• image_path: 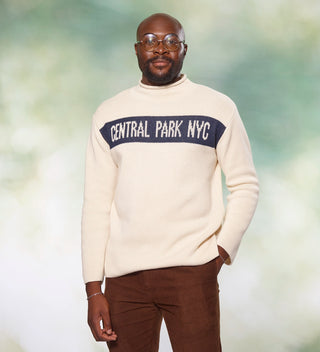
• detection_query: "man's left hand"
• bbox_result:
[216,245,230,274]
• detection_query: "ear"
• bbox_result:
[183,44,188,56]
[134,43,138,56]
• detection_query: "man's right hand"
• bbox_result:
[86,281,117,342]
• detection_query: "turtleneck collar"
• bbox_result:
[138,74,188,91]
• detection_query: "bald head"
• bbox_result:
[136,13,185,41]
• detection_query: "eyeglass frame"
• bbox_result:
[135,33,186,52]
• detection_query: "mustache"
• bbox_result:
[146,56,174,65]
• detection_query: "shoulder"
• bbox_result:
[191,81,236,108]
[187,80,237,125]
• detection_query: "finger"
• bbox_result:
[95,317,112,341]
[101,311,118,341]
[94,313,118,341]
[101,324,118,341]
[101,310,116,336]
[90,316,110,342]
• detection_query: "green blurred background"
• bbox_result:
[1,0,319,351]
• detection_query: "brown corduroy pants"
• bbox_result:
[104,257,222,352]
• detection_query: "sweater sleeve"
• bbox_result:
[216,105,259,263]
[81,114,118,283]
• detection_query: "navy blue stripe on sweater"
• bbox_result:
[100,115,226,149]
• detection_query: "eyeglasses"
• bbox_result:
[136,33,185,52]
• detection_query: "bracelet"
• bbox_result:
[87,292,103,300]
[219,254,226,263]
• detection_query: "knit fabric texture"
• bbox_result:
[81,74,259,283]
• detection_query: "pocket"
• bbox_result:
[209,256,219,276]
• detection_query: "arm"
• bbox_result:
[81,113,118,341]
[216,105,259,263]
[81,116,118,282]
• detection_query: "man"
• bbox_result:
[82,13,259,352]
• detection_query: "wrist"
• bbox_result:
[87,292,103,300]
[85,281,103,297]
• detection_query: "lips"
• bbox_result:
[151,58,171,68]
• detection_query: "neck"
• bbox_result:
[141,73,183,86]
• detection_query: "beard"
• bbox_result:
[142,56,183,85]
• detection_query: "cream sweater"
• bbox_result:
[81,74,259,283]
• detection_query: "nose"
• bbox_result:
[154,40,168,54]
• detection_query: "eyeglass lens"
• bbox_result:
[141,34,181,51]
